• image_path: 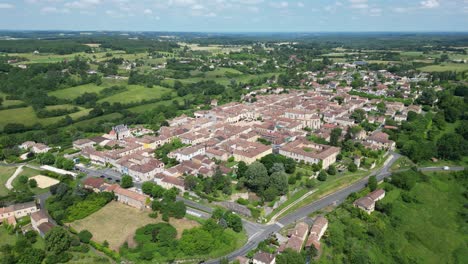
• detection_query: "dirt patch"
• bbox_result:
[70,201,200,251]
[30,175,59,189]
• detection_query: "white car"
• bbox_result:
[443,166,450,171]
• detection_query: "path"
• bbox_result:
[5,165,24,190]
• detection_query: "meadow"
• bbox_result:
[97,84,173,104]
[0,106,91,130]
[418,63,468,72]
[319,172,468,264]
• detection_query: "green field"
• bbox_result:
[49,79,126,100]
[418,63,468,72]
[97,85,173,104]
[0,106,91,130]
[319,172,468,264]
[71,113,123,128]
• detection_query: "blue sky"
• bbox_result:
[0,0,467,32]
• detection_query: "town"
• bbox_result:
[0,23,466,264]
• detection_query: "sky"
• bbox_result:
[0,0,467,32]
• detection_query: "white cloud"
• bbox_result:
[369,8,382,16]
[420,0,440,8]
[191,4,204,10]
[41,6,69,13]
[247,6,259,12]
[205,12,217,17]
[143,8,152,14]
[297,2,304,8]
[168,0,196,7]
[349,0,368,9]
[65,0,101,9]
[270,1,288,8]
[0,3,14,8]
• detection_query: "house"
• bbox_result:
[19,141,51,153]
[154,175,185,191]
[0,202,39,222]
[228,139,272,164]
[30,210,54,237]
[354,189,386,214]
[279,222,309,253]
[169,145,205,162]
[73,138,95,149]
[109,124,131,140]
[235,256,250,264]
[366,132,395,150]
[305,216,328,251]
[253,251,276,264]
[114,186,148,210]
[83,177,106,192]
[279,138,340,169]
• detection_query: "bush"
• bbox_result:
[348,163,358,172]
[318,170,328,181]
[29,179,38,188]
[78,230,93,244]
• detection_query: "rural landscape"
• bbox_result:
[0,1,467,264]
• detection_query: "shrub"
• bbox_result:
[29,179,38,188]
[78,230,93,244]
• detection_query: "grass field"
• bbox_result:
[48,79,126,100]
[319,172,468,263]
[418,63,468,72]
[97,85,173,104]
[0,166,16,196]
[70,202,199,251]
[71,113,123,128]
[0,106,91,130]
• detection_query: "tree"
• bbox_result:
[327,165,337,175]
[179,228,214,255]
[78,230,93,244]
[263,186,279,201]
[224,211,243,232]
[245,161,269,192]
[368,176,377,191]
[237,161,248,178]
[269,163,285,174]
[141,181,154,195]
[269,171,289,195]
[18,175,29,185]
[172,201,186,219]
[37,152,55,165]
[330,128,342,146]
[318,170,328,181]
[351,109,366,123]
[45,227,71,255]
[120,175,133,188]
[17,248,45,264]
[29,179,38,188]
[348,162,358,172]
[436,133,466,160]
[276,249,306,264]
